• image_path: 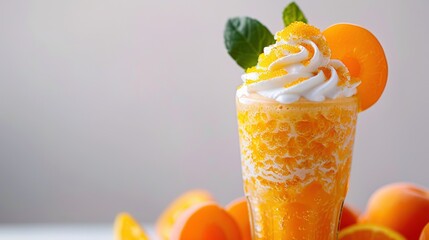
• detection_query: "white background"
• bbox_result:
[0,0,428,223]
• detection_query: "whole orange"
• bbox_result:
[360,183,429,240]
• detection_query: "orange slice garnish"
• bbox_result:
[323,23,388,111]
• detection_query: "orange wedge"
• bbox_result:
[156,190,214,240]
[114,213,149,240]
[339,224,405,240]
[226,197,252,240]
[171,202,241,240]
[323,23,388,111]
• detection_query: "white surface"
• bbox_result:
[0,225,157,240]
[0,0,428,223]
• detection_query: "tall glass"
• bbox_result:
[236,96,359,239]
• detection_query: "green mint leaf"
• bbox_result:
[224,17,275,69]
[283,2,308,27]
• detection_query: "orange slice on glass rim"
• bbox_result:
[323,23,388,111]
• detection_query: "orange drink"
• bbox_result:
[225,8,387,239]
[237,96,359,239]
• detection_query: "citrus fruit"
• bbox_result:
[339,224,405,240]
[156,189,214,240]
[114,213,149,240]
[226,197,251,240]
[420,222,429,240]
[170,202,241,240]
[359,183,429,240]
[323,23,388,111]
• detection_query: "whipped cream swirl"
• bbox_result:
[237,39,360,104]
